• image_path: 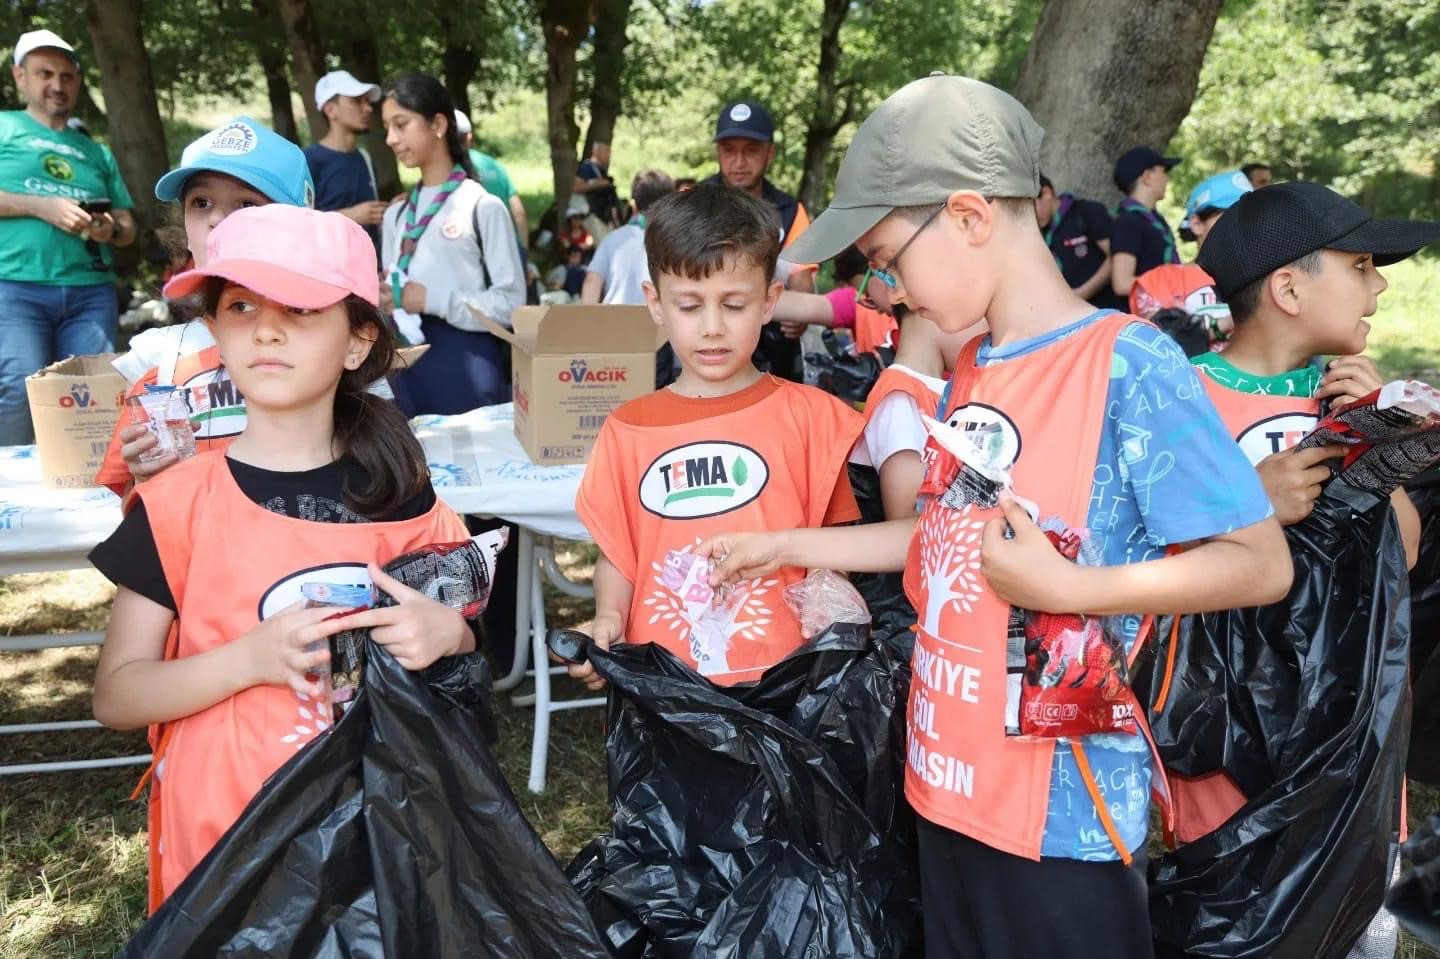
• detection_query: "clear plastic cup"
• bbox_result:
[128,387,196,462]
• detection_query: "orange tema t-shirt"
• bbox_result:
[576,375,863,684]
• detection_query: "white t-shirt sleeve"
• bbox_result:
[858,392,929,470]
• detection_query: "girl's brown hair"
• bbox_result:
[200,279,428,517]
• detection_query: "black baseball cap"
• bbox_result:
[1113,146,1179,192]
[714,101,774,143]
[1197,180,1440,301]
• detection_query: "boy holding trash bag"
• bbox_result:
[693,74,1292,959]
[565,183,864,690]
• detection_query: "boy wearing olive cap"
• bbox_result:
[695,75,1291,957]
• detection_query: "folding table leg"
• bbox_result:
[493,527,534,693]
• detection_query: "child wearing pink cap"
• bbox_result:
[88,205,473,910]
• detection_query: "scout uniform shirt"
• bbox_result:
[901,312,1272,862]
[0,110,135,285]
[128,451,466,909]
[577,375,864,685]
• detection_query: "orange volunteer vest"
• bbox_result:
[864,365,940,422]
[1160,371,1320,841]
[1200,373,1320,464]
[133,451,466,910]
[854,304,899,357]
[902,313,1166,860]
[577,379,863,685]
[1129,263,1224,320]
[95,346,246,494]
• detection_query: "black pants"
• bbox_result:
[917,818,1153,959]
[467,515,519,675]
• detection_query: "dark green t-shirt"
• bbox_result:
[0,110,135,285]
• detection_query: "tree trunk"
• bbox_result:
[538,0,598,249]
[341,35,401,198]
[82,0,169,245]
[581,0,632,158]
[795,0,850,214]
[276,0,329,142]
[1014,0,1224,203]
[438,9,482,123]
[252,0,299,142]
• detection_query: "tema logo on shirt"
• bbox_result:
[257,562,371,621]
[42,154,74,181]
[640,441,769,518]
[181,366,247,439]
[945,402,1023,471]
[1236,412,1319,463]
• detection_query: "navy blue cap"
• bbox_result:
[714,101,774,143]
[1114,146,1180,192]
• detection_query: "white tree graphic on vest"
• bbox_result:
[918,503,987,635]
[641,540,777,677]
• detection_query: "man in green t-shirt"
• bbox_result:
[454,110,529,249]
[0,29,136,444]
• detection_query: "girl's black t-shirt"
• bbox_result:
[89,456,436,612]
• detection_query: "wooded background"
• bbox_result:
[6,0,1438,254]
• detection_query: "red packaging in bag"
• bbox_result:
[1006,524,1135,738]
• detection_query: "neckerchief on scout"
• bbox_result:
[1116,197,1179,266]
[1043,193,1077,270]
[397,165,467,274]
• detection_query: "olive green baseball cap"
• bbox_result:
[785,73,1044,265]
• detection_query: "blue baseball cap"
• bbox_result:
[1184,170,1253,226]
[154,117,315,208]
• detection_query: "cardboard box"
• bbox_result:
[480,305,664,465]
[25,354,127,489]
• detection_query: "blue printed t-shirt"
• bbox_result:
[964,312,1273,861]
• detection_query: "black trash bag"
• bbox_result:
[1388,814,1440,948]
[1146,480,1412,959]
[1405,463,1440,783]
[846,463,919,663]
[803,329,895,404]
[566,623,921,958]
[121,642,608,958]
[752,321,803,382]
[1150,306,1212,359]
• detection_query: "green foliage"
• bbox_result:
[1174,0,1440,218]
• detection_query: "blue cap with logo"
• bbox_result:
[714,100,775,143]
[154,117,315,208]
[1183,169,1253,227]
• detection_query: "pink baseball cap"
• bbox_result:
[163,205,379,308]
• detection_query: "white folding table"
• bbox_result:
[1,404,600,791]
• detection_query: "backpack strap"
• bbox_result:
[471,195,493,290]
